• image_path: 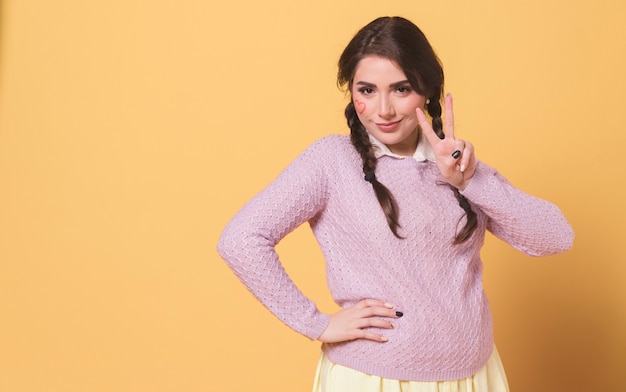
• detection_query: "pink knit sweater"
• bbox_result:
[217,135,573,381]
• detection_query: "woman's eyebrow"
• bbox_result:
[389,80,411,88]
[355,80,410,88]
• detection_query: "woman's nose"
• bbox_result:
[378,96,395,118]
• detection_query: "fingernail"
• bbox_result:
[460,165,466,172]
[381,336,389,342]
[395,311,403,317]
[384,302,394,308]
[452,150,461,159]
[390,323,396,329]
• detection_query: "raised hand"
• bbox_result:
[317,299,401,343]
[416,94,476,190]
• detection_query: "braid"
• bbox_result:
[428,97,478,244]
[451,187,477,244]
[346,101,404,239]
[427,94,444,140]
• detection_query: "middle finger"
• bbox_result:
[444,93,455,140]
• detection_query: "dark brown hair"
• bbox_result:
[337,16,477,243]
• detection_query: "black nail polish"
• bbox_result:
[395,311,403,317]
[452,150,461,159]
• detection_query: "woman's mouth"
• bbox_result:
[376,120,401,132]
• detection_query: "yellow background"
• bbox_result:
[1,1,624,391]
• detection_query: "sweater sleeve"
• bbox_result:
[217,138,332,340]
[460,161,574,256]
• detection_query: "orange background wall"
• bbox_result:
[1,1,624,391]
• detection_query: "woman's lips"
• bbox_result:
[376,120,401,132]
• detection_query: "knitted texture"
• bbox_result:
[217,135,574,381]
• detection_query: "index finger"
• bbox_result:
[358,299,394,309]
[416,107,444,146]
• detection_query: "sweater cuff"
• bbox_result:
[305,312,331,341]
[459,162,494,201]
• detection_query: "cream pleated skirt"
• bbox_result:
[312,347,510,392]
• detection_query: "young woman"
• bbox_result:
[217,16,573,391]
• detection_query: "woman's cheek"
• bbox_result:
[354,99,367,114]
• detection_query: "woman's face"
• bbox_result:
[351,56,427,156]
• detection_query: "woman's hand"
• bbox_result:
[317,299,401,343]
[417,93,476,190]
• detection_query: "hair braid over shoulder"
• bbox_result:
[428,98,478,244]
[346,101,404,239]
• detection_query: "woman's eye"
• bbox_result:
[397,86,412,93]
[358,87,374,95]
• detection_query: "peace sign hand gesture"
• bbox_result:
[416,94,476,190]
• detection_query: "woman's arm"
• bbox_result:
[460,162,574,256]
[217,139,331,340]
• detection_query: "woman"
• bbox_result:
[217,16,573,391]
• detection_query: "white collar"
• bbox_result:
[368,131,436,162]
